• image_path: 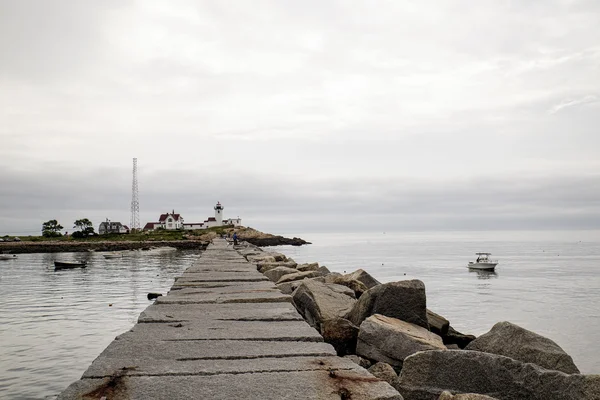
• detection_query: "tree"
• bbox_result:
[42,220,63,237]
[73,219,95,238]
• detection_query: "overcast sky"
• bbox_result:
[1,0,599,235]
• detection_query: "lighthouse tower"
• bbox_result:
[214,201,224,226]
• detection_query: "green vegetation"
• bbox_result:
[72,218,95,238]
[42,220,63,237]
[15,223,238,243]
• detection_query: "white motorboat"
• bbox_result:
[103,252,123,259]
[468,253,498,271]
[0,254,17,260]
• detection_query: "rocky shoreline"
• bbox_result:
[235,240,599,400]
[0,229,310,254]
[0,240,210,254]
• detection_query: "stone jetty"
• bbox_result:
[57,239,401,399]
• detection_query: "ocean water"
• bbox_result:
[274,230,600,374]
[0,248,200,400]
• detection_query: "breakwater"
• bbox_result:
[56,239,599,399]
[0,240,209,254]
[57,239,400,399]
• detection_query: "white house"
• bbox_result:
[143,210,184,231]
[144,203,242,231]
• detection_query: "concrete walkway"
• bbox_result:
[57,239,401,399]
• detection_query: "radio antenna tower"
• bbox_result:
[130,158,140,231]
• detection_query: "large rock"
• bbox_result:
[258,261,298,273]
[296,262,320,272]
[277,267,330,284]
[325,275,370,298]
[347,280,429,329]
[277,277,325,295]
[291,280,356,331]
[438,392,498,400]
[345,269,381,289]
[427,309,449,337]
[394,350,600,400]
[443,326,475,349]
[263,266,299,283]
[356,314,446,368]
[368,362,398,385]
[321,317,359,356]
[465,321,580,374]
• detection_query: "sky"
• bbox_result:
[1,0,599,235]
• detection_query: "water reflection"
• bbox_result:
[0,249,200,399]
[468,269,498,279]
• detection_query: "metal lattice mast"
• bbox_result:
[130,158,140,231]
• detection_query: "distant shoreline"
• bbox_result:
[0,233,310,254]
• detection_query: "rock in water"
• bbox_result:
[394,350,600,400]
[321,317,359,356]
[438,391,499,400]
[368,362,398,385]
[291,280,356,331]
[465,321,580,374]
[356,314,446,368]
[147,292,162,300]
[347,280,429,329]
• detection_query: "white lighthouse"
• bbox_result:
[214,201,224,225]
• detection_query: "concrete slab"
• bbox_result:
[91,338,336,361]
[59,370,402,400]
[82,355,359,378]
[138,303,304,323]
[169,280,277,291]
[172,272,268,283]
[156,290,291,304]
[125,319,322,341]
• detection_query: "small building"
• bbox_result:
[99,220,129,234]
[144,210,184,231]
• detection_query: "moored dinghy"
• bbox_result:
[54,261,87,270]
[468,253,498,271]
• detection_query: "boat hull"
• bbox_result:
[468,262,497,271]
[54,261,87,270]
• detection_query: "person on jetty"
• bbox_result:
[233,232,238,245]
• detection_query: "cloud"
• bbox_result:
[547,95,599,114]
[1,1,599,235]
[0,165,598,235]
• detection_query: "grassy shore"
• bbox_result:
[0,227,309,254]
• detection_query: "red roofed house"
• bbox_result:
[144,210,184,231]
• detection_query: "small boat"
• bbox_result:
[54,261,87,270]
[0,254,17,260]
[468,253,498,271]
[103,252,123,259]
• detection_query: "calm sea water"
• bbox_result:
[0,248,200,400]
[273,230,600,375]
